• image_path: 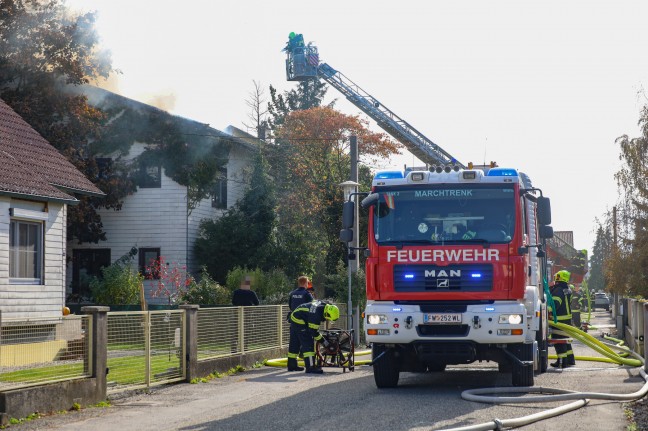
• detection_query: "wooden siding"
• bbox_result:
[0,197,66,319]
[66,142,254,305]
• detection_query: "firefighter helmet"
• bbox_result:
[323,304,340,321]
[554,270,570,283]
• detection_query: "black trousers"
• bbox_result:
[288,323,315,360]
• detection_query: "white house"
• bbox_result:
[0,98,104,319]
[65,90,259,305]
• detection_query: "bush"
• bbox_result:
[323,261,366,311]
[90,263,143,305]
[179,268,231,305]
[226,267,292,305]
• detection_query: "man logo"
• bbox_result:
[437,279,450,288]
[425,269,461,278]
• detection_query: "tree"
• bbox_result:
[268,106,402,276]
[603,103,648,296]
[267,80,329,128]
[194,151,276,283]
[0,0,136,243]
[242,80,268,139]
[588,224,611,292]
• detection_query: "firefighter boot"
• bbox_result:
[565,355,576,367]
[550,358,563,368]
[304,357,323,374]
[287,358,304,372]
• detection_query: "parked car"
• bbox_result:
[592,292,610,311]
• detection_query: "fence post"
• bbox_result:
[238,307,244,353]
[179,305,198,382]
[81,306,109,402]
[278,305,283,349]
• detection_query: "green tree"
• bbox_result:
[267,80,330,128]
[194,151,276,282]
[588,224,611,292]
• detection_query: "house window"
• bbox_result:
[9,220,43,283]
[72,249,111,297]
[211,169,228,209]
[139,248,161,279]
[138,161,161,188]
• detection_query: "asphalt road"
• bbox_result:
[10,311,644,431]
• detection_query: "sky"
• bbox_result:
[66,0,648,255]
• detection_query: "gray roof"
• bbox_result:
[0,98,103,203]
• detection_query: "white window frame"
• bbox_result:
[9,211,46,285]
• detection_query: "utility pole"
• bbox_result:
[350,135,359,273]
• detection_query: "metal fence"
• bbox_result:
[0,303,351,395]
[196,304,349,361]
[0,315,91,391]
[106,310,185,394]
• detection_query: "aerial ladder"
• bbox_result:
[284,35,464,168]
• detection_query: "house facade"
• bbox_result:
[0,99,103,319]
[65,91,259,305]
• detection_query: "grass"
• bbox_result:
[0,353,182,386]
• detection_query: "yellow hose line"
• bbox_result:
[264,349,373,368]
[548,321,643,367]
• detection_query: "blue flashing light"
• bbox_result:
[392,307,402,312]
[374,170,404,180]
[404,273,415,279]
[471,273,482,278]
[485,306,495,312]
[486,168,518,177]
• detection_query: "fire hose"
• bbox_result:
[439,320,647,431]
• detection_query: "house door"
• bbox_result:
[71,249,111,301]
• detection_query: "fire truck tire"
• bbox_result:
[536,318,549,374]
[511,343,534,387]
[428,363,446,372]
[372,345,400,388]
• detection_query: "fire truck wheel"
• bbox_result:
[372,345,399,388]
[511,343,534,387]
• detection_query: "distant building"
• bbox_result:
[547,231,588,284]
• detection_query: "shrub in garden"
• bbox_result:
[90,263,143,305]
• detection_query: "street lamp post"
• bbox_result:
[339,180,359,335]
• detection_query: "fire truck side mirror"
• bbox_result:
[342,201,355,229]
[536,197,552,226]
[339,228,353,243]
[539,225,554,239]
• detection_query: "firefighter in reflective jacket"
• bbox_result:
[549,270,575,368]
[287,301,340,373]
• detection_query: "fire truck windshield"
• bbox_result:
[373,185,516,244]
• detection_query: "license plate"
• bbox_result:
[424,313,462,324]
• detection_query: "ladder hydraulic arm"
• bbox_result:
[284,36,464,168]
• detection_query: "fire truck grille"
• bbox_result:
[393,264,493,292]
[416,324,470,337]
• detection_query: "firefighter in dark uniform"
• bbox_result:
[288,276,314,319]
[288,301,340,373]
[549,270,575,368]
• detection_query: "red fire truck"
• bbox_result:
[341,164,553,388]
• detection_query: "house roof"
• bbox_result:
[75,85,260,152]
[0,98,104,203]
